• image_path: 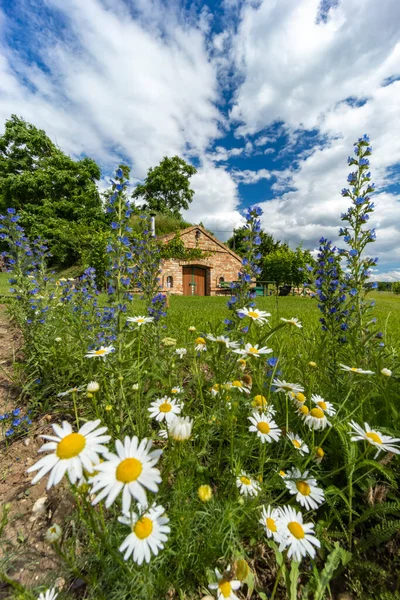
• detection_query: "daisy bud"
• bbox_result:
[45,523,62,544]
[132,383,139,391]
[315,447,325,463]
[105,404,113,411]
[380,368,392,377]
[87,381,100,393]
[169,416,193,441]
[188,326,196,332]
[55,337,62,342]
[308,361,317,368]
[198,484,213,502]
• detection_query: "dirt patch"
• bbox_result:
[0,307,73,592]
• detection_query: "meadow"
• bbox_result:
[1,143,400,600]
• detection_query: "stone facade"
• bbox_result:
[159,226,242,296]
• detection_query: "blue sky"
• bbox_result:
[1,0,400,278]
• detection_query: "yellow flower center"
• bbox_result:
[248,347,258,354]
[296,481,311,496]
[240,476,251,485]
[216,339,226,344]
[292,439,301,449]
[299,405,309,415]
[253,395,267,407]
[295,392,306,403]
[266,517,277,532]
[171,388,179,394]
[159,402,172,413]
[317,401,327,410]
[137,318,145,323]
[248,311,259,318]
[198,485,212,502]
[116,458,143,483]
[133,517,153,539]
[95,349,106,355]
[310,408,324,419]
[366,431,383,445]
[279,470,286,477]
[350,367,359,372]
[257,421,270,434]
[219,581,232,598]
[195,337,205,345]
[316,447,325,458]
[309,361,317,367]
[56,433,86,459]
[288,521,305,539]
[232,380,242,387]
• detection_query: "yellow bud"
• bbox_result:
[105,404,112,411]
[308,361,317,368]
[198,485,213,502]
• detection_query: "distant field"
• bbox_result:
[1,270,398,350]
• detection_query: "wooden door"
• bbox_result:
[182,266,206,296]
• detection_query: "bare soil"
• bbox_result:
[0,306,72,595]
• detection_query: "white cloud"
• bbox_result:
[229,0,400,272]
[231,168,272,184]
[184,162,244,239]
[0,0,222,177]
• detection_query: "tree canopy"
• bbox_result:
[0,115,105,264]
[226,227,283,257]
[132,155,197,218]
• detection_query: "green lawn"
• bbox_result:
[0,271,9,296]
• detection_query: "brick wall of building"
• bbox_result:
[159,227,242,296]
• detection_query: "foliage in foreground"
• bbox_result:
[0,139,399,600]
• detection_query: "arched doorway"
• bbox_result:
[182,266,207,296]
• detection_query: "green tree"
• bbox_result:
[132,156,197,218]
[0,115,105,265]
[262,245,314,291]
[226,227,282,257]
[392,281,400,295]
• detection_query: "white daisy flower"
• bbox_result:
[169,416,193,441]
[303,407,331,431]
[259,505,281,540]
[158,429,168,439]
[234,343,273,359]
[37,589,58,600]
[206,334,240,349]
[248,411,281,444]
[175,348,187,359]
[126,316,154,326]
[280,317,302,328]
[230,380,250,394]
[27,420,110,489]
[339,364,374,375]
[148,397,182,424]
[236,473,261,497]
[188,325,196,332]
[287,432,309,456]
[195,337,207,352]
[276,506,320,562]
[209,567,241,600]
[284,468,325,510]
[170,386,182,395]
[118,503,170,565]
[57,386,85,397]
[348,420,400,458]
[311,394,336,416]
[237,307,271,324]
[90,437,162,513]
[380,368,392,377]
[85,346,115,359]
[273,379,305,395]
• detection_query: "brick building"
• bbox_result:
[159,225,242,296]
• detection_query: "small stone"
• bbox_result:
[24,438,31,446]
[55,577,66,591]
[31,496,47,516]
[45,414,52,422]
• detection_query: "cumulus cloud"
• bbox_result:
[230,0,400,275]
[0,0,222,176]
[184,163,244,239]
[231,168,272,184]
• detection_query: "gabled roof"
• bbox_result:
[158,225,242,262]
